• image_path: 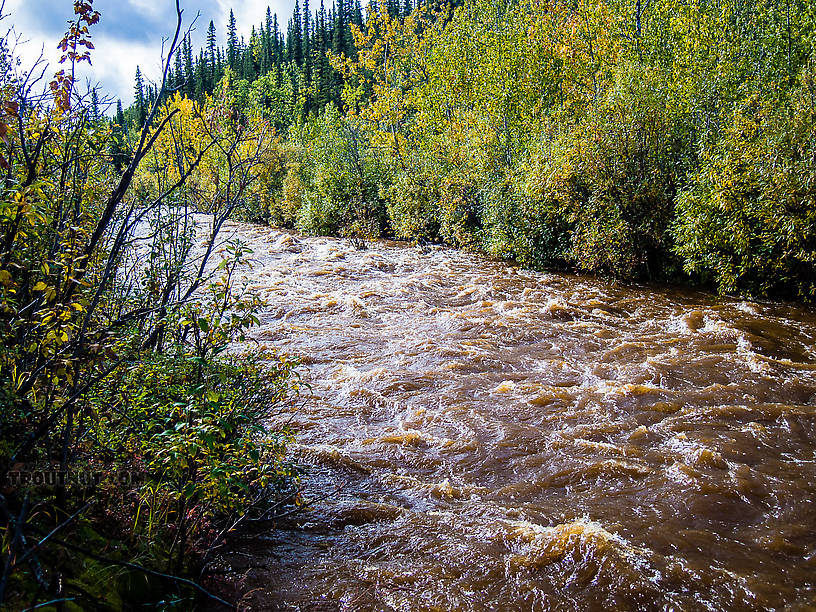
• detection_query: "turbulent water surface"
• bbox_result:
[210,220,816,611]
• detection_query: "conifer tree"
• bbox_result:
[207,20,218,81]
[90,88,100,121]
[183,35,195,98]
[244,27,260,80]
[134,66,146,126]
[286,18,294,63]
[115,99,125,126]
[146,83,157,108]
[272,13,281,66]
[227,9,239,70]
[313,0,332,109]
[353,0,363,27]
[173,41,184,91]
[262,8,274,73]
[333,0,347,56]
[303,0,311,61]
[196,50,208,97]
[265,7,274,40]
[303,0,312,84]
[110,99,129,170]
[292,0,304,66]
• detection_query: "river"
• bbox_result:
[208,220,816,611]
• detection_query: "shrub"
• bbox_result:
[673,69,816,299]
[481,145,572,269]
[294,107,392,239]
[382,158,442,243]
[234,138,292,226]
[270,160,305,228]
[93,350,301,528]
[535,64,691,279]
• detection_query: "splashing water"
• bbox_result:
[210,220,816,611]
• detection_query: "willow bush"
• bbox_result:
[293,105,392,239]
[674,69,816,300]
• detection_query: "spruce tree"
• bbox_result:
[90,88,99,122]
[286,18,294,63]
[216,48,224,83]
[292,0,303,66]
[146,84,157,108]
[207,20,217,82]
[262,8,274,73]
[333,0,347,56]
[313,1,331,109]
[115,99,125,127]
[227,9,238,71]
[265,7,274,40]
[195,50,208,98]
[173,41,184,91]
[111,99,128,170]
[245,27,260,80]
[273,14,281,66]
[134,66,146,126]
[183,35,195,98]
[353,0,363,27]
[303,0,312,85]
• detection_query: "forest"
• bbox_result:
[122,0,816,300]
[0,0,814,608]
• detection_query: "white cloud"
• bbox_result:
[4,0,178,106]
[4,1,71,88]
[215,0,296,40]
[127,0,164,18]
[3,0,300,106]
[84,36,164,105]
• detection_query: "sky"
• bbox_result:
[3,0,295,108]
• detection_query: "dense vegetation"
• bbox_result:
[131,0,815,301]
[0,2,304,608]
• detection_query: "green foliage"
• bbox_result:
[138,0,355,125]
[91,350,300,525]
[274,160,306,228]
[289,0,816,298]
[382,154,442,243]
[293,106,391,239]
[542,63,691,278]
[673,71,816,299]
[0,6,304,608]
[140,0,814,301]
[178,241,263,360]
[116,0,816,299]
[480,166,572,269]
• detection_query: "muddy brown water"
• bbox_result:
[208,220,816,611]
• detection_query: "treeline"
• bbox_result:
[131,0,816,301]
[126,0,419,128]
